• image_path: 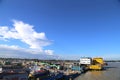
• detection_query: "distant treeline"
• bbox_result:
[105,60,120,62]
[0,57,120,62]
[0,57,77,62]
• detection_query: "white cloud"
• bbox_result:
[0,44,20,50]
[0,20,51,49]
[0,44,55,59]
[0,20,54,56]
[0,45,38,54]
[45,50,54,55]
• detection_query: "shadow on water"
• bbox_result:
[103,66,118,70]
[63,71,88,80]
[63,73,80,80]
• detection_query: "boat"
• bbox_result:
[28,65,49,79]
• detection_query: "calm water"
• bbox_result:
[75,62,120,80]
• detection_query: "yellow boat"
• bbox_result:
[89,57,106,70]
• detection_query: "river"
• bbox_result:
[75,62,120,80]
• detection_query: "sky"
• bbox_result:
[0,0,120,60]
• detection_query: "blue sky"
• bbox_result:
[0,0,120,59]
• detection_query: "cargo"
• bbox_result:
[80,57,92,65]
[79,57,107,70]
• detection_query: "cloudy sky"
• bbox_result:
[0,0,120,60]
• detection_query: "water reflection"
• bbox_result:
[75,62,120,80]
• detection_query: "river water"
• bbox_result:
[75,62,120,80]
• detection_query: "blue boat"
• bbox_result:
[71,65,86,73]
